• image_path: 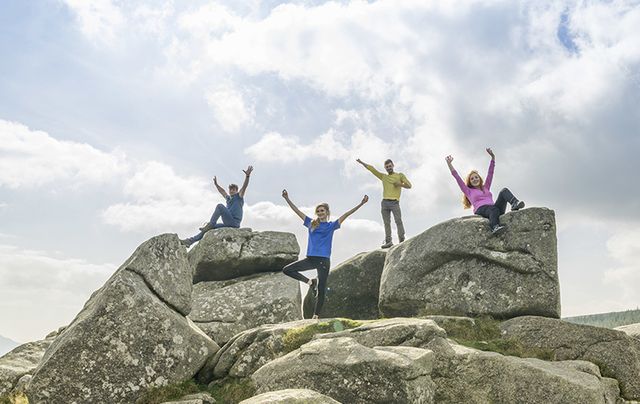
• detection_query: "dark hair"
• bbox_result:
[384,159,393,165]
[229,184,239,190]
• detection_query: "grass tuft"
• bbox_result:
[135,380,201,404]
[282,318,363,353]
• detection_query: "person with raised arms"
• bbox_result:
[445,148,525,234]
[181,166,253,247]
[281,189,368,319]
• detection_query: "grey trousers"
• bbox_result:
[381,199,405,243]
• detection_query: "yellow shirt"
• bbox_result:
[366,165,411,200]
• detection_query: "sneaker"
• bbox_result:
[381,241,393,249]
[399,237,405,243]
[312,314,319,319]
[180,238,193,248]
[511,200,525,211]
[491,225,506,235]
[199,222,213,232]
[309,278,319,298]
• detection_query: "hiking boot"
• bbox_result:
[381,241,393,249]
[180,238,193,248]
[399,237,405,243]
[199,222,213,232]
[309,278,319,298]
[511,200,525,211]
[491,225,506,235]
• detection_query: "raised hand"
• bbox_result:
[213,176,218,185]
[282,189,289,199]
[243,165,254,176]
[445,155,454,164]
[486,148,495,159]
[361,195,369,204]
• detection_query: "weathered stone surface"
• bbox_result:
[26,234,219,404]
[240,389,341,404]
[251,337,435,404]
[432,343,621,404]
[379,208,560,319]
[501,316,640,400]
[302,250,386,319]
[189,228,299,283]
[0,330,59,395]
[189,272,302,345]
[161,392,216,404]
[197,320,318,384]
[616,323,640,340]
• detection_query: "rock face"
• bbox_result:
[26,234,219,404]
[0,329,60,395]
[432,344,621,404]
[379,208,560,319]
[302,250,386,319]
[501,316,640,401]
[615,323,640,340]
[189,272,302,345]
[240,389,341,404]
[251,337,435,404]
[190,228,300,283]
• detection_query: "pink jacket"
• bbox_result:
[451,159,495,213]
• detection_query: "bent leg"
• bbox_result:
[313,258,331,317]
[476,205,501,229]
[283,258,316,284]
[494,188,516,215]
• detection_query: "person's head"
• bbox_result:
[311,203,330,229]
[229,184,239,196]
[462,170,484,209]
[384,159,394,174]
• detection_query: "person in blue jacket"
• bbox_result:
[281,189,368,319]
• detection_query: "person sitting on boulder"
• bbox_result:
[281,189,368,319]
[445,148,525,234]
[181,166,253,247]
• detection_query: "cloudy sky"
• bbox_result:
[1,0,639,343]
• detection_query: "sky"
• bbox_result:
[0,0,639,343]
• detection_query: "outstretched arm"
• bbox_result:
[282,190,306,221]
[446,155,469,194]
[356,158,383,180]
[338,195,369,224]
[485,148,495,190]
[213,176,228,198]
[239,165,253,198]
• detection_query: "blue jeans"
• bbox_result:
[475,188,518,229]
[283,256,330,317]
[188,204,241,242]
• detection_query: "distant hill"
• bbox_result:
[0,334,20,356]
[563,308,640,329]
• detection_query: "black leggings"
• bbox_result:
[475,188,518,229]
[283,256,330,317]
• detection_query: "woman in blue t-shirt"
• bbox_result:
[282,189,369,319]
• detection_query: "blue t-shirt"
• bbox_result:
[226,194,244,223]
[303,216,340,258]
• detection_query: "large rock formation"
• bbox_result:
[251,337,435,404]
[302,250,386,319]
[240,389,341,404]
[190,228,300,283]
[379,208,560,319]
[0,329,60,395]
[615,323,640,340]
[501,316,640,401]
[26,234,219,404]
[189,272,302,345]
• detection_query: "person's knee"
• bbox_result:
[500,187,510,194]
[215,203,226,211]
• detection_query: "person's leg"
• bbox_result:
[494,188,514,215]
[312,258,331,318]
[381,200,392,246]
[391,201,405,242]
[476,205,500,229]
[282,258,316,284]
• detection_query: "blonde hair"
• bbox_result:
[311,203,330,229]
[462,170,484,209]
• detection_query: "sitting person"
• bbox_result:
[446,148,524,234]
[181,165,253,247]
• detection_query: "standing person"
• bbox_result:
[180,166,253,247]
[281,190,368,319]
[445,148,525,234]
[356,158,412,248]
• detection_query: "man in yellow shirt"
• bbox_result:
[356,158,412,248]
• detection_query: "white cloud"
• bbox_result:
[0,120,129,189]
[62,0,125,44]
[604,229,640,307]
[0,244,114,342]
[206,84,255,132]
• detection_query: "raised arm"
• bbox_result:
[356,158,383,180]
[446,155,469,194]
[213,176,228,198]
[338,195,369,224]
[485,148,495,190]
[282,189,306,221]
[239,165,253,198]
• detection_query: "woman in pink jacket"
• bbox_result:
[446,148,525,234]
